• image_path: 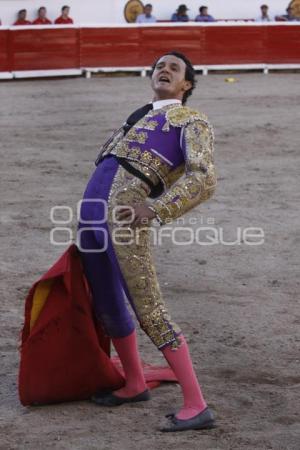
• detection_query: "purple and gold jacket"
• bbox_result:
[97,104,216,224]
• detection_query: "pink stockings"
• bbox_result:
[111,330,147,397]
[112,330,207,420]
[161,334,207,419]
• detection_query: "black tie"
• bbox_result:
[123,103,153,135]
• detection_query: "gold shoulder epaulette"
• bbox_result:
[166,106,208,128]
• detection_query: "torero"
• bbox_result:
[77,51,217,432]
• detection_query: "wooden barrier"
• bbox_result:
[266,25,300,63]
[0,24,299,74]
[9,28,80,71]
[0,29,10,71]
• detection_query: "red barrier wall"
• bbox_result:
[80,27,140,67]
[9,28,80,71]
[0,25,299,73]
[266,26,300,63]
[138,26,205,66]
[204,26,267,64]
[0,30,10,71]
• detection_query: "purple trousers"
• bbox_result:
[77,155,182,350]
[78,156,135,337]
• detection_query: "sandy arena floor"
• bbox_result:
[0,73,299,450]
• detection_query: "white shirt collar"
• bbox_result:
[152,99,182,110]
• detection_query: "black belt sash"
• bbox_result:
[113,156,163,199]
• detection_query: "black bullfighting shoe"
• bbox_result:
[91,389,151,406]
[159,407,216,432]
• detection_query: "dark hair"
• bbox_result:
[150,51,196,104]
[38,6,46,13]
[62,5,70,12]
[18,9,26,14]
[200,6,208,14]
[145,3,152,7]
[261,4,268,8]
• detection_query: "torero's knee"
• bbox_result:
[139,305,182,351]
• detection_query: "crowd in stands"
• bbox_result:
[0,3,299,26]
[0,5,73,26]
[136,3,300,24]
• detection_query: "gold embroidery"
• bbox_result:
[94,105,217,348]
[166,106,208,128]
[129,147,140,158]
[134,116,159,131]
[141,150,153,164]
[103,105,216,227]
[110,141,171,188]
[151,119,216,225]
[139,306,182,350]
[125,128,148,144]
[167,163,185,185]
[106,165,181,349]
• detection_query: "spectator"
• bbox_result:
[195,6,215,22]
[171,4,189,22]
[256,4,272,22]
[13,9,31,26]
[136,4,156,23]
[55,5,74,24]
[275,6,299,21]
[33,7,52,25]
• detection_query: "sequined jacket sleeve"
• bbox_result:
[150,118,216,225]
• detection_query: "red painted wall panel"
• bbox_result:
[0,30,10,71]
[80,28,140,67]
[204,26,267,64]
[10,29,79,71]
[266,26,300,63]
[1,25,299,74]
[138,26,205,66]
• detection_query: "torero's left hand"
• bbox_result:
[116,203,156,227]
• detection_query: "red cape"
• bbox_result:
[19,244,177,406]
